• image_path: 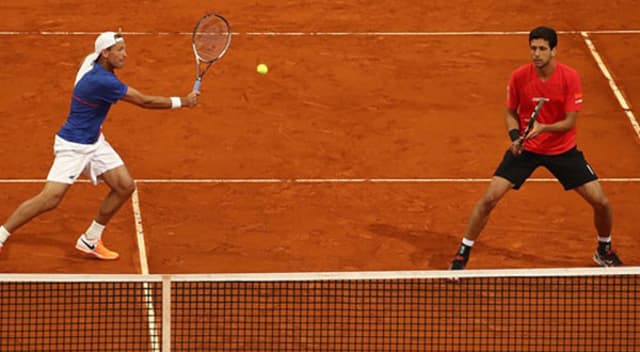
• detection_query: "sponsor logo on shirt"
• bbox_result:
[574,93,583,104]
[532,97,549,103]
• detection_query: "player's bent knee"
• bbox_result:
[592,196,610,211]
[478,195,500,212]
[126,181,136,195]
[116,179,136,197]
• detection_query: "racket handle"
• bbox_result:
[193,78,202,92]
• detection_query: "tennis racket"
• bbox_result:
[518,98,548,146]
[192,13,232,91]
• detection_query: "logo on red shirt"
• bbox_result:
[574,93,583,104]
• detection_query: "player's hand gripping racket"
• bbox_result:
[192,13,232,92]
[518,98,548,147]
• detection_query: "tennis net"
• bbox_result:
[0,267,638,351]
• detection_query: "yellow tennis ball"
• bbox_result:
[256,63,268,75]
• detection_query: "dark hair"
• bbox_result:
[529,26,557,49]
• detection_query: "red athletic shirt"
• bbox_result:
[506,62,582,155]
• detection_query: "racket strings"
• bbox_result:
[193,17,231,62]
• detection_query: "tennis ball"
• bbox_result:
[256,63,268,75]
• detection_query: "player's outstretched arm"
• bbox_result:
[121,87,199,109]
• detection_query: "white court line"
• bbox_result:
[130,186,159,352]
[131,186,150,274]
[0,178,639,183]
[581,32,640,139]
[142,281,160,352]
[1,29,640,36]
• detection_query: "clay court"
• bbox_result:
[0,1,639,274]
[1,2,640,351]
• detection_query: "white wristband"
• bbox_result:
[170,97,182,109]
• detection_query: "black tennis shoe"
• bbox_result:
[449,255,468,270]
[449,244,472,270]
[593,247,623,267]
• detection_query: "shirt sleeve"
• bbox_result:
[506,73,519,110]
[98,76,128,104]
[565,70,583,112]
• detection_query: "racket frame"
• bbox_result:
[519,98,548,146]
[192,13,232,91]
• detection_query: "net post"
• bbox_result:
[162,275,172,352]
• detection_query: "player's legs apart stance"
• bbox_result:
[574,180,622,267]
[449,177,513,270]
[75,165,135,260]
[0,182,71,254]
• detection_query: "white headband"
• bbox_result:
[74,32,124,86]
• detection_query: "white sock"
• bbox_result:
[84,221,105,242]
[0,226,10,245]
[598,235,612,243]
[462,238,475,247]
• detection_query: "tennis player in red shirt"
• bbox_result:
[449,26,622,270]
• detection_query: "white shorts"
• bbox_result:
[46,134,124,185]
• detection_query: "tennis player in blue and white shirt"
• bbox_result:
[0,32,199,259]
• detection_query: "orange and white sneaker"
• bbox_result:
[75,235,119,260]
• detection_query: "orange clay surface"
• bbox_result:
[0,1,639,274]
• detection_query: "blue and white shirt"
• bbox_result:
[57,64,127,144]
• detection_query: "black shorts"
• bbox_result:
[494,146,598,190]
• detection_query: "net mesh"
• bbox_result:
[193,14,231,62]
[0,270,638,351]
[0,281,161,351]
[171,274,639,351]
